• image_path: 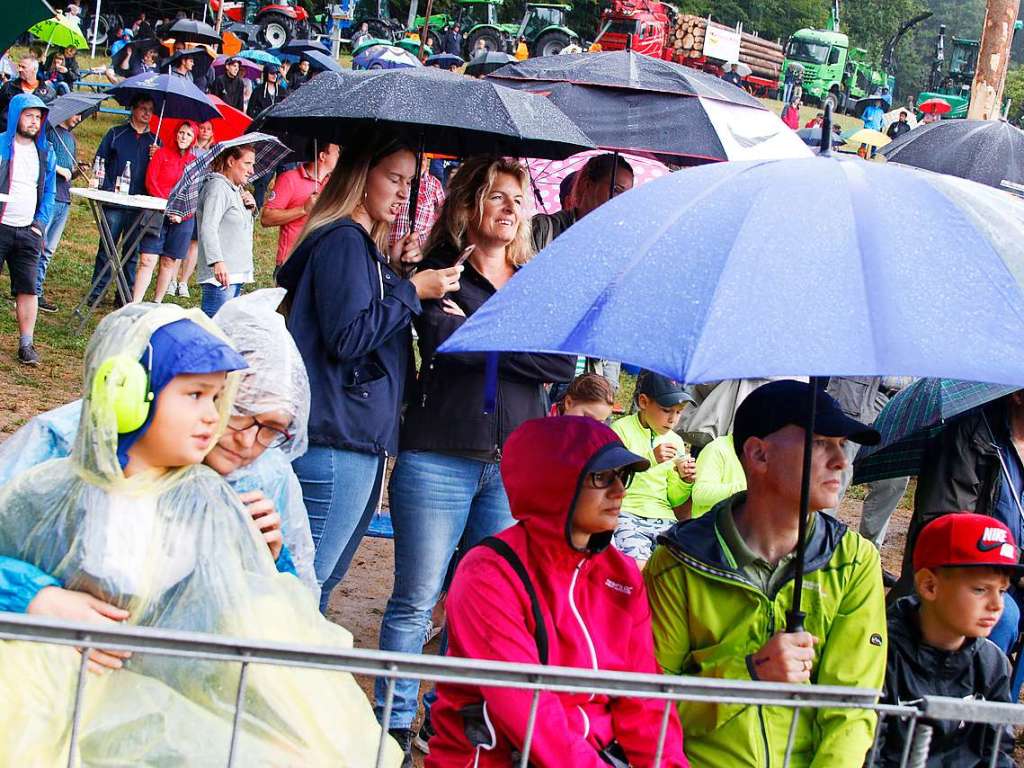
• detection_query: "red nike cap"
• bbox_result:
[913,513,1024,573]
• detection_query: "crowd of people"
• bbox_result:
[0,9,1021,768]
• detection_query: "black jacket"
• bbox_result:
[887,120,912,139]
[209,73,245,112]
[0,80,55,132]
[399,243,576,460]
[277,218,421,455]
[878,597,1014,767]
[247,81,280,118]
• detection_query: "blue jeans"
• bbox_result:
[88,206,140,305]
[375,451,514,728]
[200,282,242,317]
[292,445,385,613]
[37,199,70,295]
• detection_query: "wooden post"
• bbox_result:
[968,0,1021,119]
[417,0,434,61]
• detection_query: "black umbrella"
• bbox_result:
[280,38,331,55]
[487,50,806,164]
[465,51,517,78]
[46,92,107,127]
[425,53,465,70]
[159,48,211,74]
[252,68,593,159]
[112,37,160,72]
[849,96,886,119]
[157,18,222,46]
[880,119,1024,190]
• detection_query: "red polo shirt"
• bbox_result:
[265,164,329,265]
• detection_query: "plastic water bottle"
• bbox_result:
[97,158,105,190]
[89,157,100,189]
[119,161,132,195]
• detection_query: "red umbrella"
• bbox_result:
[149,94,251,146]
[918,97,952,115]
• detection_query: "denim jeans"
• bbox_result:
[88,206,140,304]
[375,450,515,728]
[37,199,70,295]
[200,282,242,317]
[292,445,385,613]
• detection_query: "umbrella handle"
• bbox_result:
[786,375,819,634]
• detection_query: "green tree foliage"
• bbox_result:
[1004,65,1024,124]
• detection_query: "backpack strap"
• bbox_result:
[479,536,549,665]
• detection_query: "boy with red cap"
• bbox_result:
[877,513,1019,767]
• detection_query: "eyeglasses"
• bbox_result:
[588,467,635,490]
[226,416,292,449]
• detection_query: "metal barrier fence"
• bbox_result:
[1,612,1022,768]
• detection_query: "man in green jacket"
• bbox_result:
[645,380,887,768]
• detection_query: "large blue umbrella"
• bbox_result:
[239,49,282,67]
[852,379,1018,484]
[280,38,331,55]
[441,156,1024,388]
[107,72,221,138]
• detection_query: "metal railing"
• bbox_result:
[1,612,1021,768]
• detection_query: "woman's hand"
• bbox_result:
[27,586,133,674]
[240,190,257,210]
[239,490,283,561]
[167,213,182,224]
[389,234,422,271]
[212,260,230,288]
[441,298,465,317]
[410,265,462,300]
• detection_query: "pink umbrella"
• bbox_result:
[212,55,262,80]
[526,151,670,214]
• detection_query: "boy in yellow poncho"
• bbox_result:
[0,303,401,767]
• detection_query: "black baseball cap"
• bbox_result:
[636,371,696,408]
[732,379,880,457]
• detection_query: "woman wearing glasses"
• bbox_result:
[0,291,321,645]
[426,416,688,768]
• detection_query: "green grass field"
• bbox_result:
[0,48,864,431]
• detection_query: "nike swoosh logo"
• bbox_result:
[977,540,1004,552]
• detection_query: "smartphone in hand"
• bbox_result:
[454,244,475,268]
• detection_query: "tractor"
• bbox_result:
[512,3,579,57]
[413,0,578,57]
[208,0,311,48]
[915,25,979,119]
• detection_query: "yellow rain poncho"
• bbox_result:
[0,304,400,767]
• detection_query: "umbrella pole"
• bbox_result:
[314,138,319,193]
[608,151,619,201]
[404,136,425,277]
[786,375,819,633]
[155,101,166,148]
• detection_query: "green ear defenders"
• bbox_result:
[91,345,155,434]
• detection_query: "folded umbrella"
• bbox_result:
[166,133,290,220]
[425,53,465,70]
[157,18,222,46]
[300,49,343,74]
[108,72,221,139]
[29,15,88,51]
[881,119,1024,190]
[852,379,1018,484]
[488,50,810,163]
[46,92,107,127]
[466,51,517,78]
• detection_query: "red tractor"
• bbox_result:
[208,0,311,48]
[594,0,684,62]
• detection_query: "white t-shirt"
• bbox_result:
[1,141,39,228]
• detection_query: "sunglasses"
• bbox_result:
[588,467,636,490]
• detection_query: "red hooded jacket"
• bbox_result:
[145,119,197,202]
[426,416,688,768]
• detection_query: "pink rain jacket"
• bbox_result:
[427,416,688,768]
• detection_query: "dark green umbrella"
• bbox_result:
[852,379,1018,484]
[2,0,54,56]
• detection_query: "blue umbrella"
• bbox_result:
[425,53,465,70]
[300,49,343,74]
[280,38,331,55]
[107,72,221,139]
[440,149,1024,630]
[852,379,1018,484]
[353,45,421,70]
[239,49,282,67]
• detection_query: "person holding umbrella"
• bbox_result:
[209,56,245,111]
[287,57,314,90]
[645,380,886,767]
[248,63,283,118]
[277,135,461,616]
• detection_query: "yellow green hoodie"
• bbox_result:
[690,434,747,518]
[611,413,692,520]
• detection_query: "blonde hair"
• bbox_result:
[423,156,533,268]
[293,135,414,254]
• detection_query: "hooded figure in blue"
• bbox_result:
[0,291,320,614]
[0,93,57,234]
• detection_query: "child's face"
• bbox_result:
[204,408,291,476]
[638,394,684,435]
[127,372,226,473]
[920,567,1010,639]
[562,395,612,423]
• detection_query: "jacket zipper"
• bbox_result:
[568,559,598,702]
[492,374,502,462]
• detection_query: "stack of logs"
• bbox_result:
[671,14,785,80]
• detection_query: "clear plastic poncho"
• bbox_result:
[0,304,400,767]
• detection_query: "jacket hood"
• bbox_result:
[4,93,50,153]
[171,119,200,152]
[75,303,243,493]
[276,217,375,294]
[501,416,648,555]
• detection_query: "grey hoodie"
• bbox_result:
[197,172,253,284]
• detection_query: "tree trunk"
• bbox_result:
[968,0,1021,119]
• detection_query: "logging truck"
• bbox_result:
[594,0,784,91]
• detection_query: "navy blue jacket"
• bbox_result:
[277,218,421,455]
[94,122,155,195]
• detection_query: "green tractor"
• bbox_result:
[509,3,579,58]
[915,25,978,119]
